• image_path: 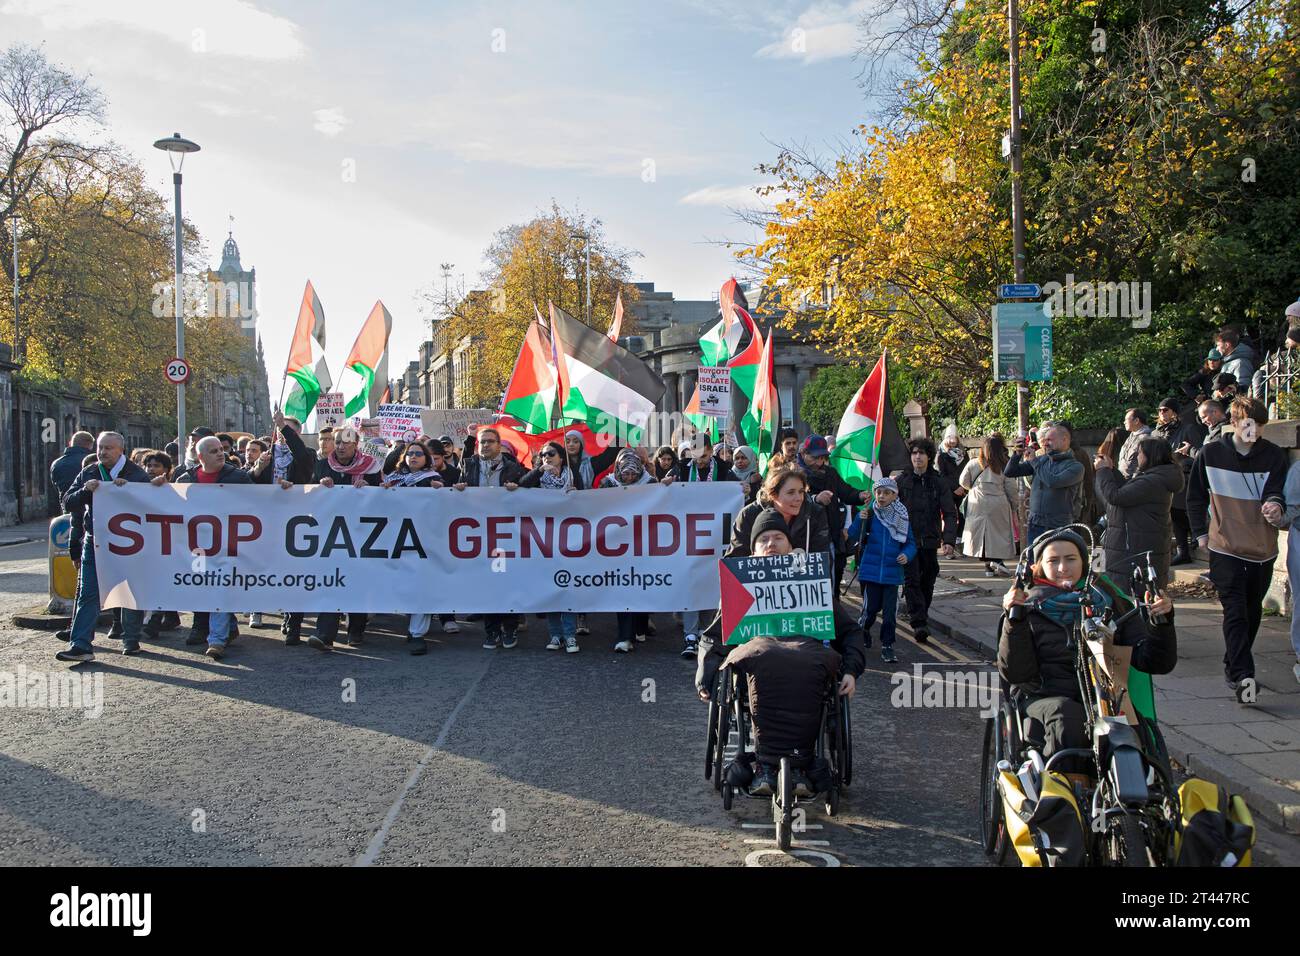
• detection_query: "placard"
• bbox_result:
[377,403,424,442]
[696,366,732,420]
[719,550,835,645]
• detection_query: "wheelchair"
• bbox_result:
[705,664,853,851]
[980,672,1180,867]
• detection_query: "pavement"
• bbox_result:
[921,551,1300,837]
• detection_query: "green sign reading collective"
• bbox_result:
[993,301,1053,382]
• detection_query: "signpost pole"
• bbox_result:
[1008,0,1030,437]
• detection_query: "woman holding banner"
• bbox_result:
[309,426,383,651]
[599,449,659,653]
[513,441,580,653]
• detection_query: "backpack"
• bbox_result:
[1174,779,1255,867]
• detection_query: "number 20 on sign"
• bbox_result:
[165,358,191,384]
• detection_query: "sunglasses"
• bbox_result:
[406,450,426,458]
[542,450,560,458]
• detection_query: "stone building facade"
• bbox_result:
[200,228,270,435]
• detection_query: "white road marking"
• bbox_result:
[745,848,840,867]
[743,838,830,846]
[354,654,493,866]
[741,822,822,830]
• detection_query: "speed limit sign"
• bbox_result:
[165,358,191,384]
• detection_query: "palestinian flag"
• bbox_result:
[550,303,665,444]
[500,320,557,433]
[340,301,393,417]
[283,280,331,422]
[727,306,763,402]
[607,291,624,342]
[830,351,910,492]
[738,327,777,461]
[699,278,747,366]
[684,383,720,442]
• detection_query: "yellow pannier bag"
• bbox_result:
[1174,779,1254,867]
[998,769,1087,867]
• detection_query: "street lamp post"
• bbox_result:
[153,133,201,452]
[571,232,591,323]
[7,211,18,362]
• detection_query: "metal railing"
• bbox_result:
[1260,348,1300,419]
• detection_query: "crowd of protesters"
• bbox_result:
[44,307,1300,703]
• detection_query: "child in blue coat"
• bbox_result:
[847,476,917,663]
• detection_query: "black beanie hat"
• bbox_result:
[1031,528,1089,566]
[750,509,793,550]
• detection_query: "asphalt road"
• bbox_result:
[0,533,992,867]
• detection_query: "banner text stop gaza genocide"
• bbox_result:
[104,511,728,560]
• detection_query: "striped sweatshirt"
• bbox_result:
[1186,434,1287,563]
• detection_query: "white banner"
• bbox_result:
[92,483,742,614]
[377,403,424,442]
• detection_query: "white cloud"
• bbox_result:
[312,107,349,137]
[679,184,789,208]
[755,0,869,64]
[1,0,306,60]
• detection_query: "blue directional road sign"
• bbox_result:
[998,283,1042,299]
[993,302,1053,382]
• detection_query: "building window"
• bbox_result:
[779,384,794,428]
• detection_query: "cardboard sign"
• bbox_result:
[719,550,835,645]
[696,366,731,420]
[350,416,383,440]
[420,408,495,442]
[378,403,425,442]
[316,392,345,427]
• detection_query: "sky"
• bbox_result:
[2,0,881,398]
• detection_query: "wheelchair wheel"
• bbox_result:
[825,780,839,817]
[713,688,730,793]
[839,694,853,788]
[722,782,733,811]
[979,716,1010,863]
[776,757,794,852]
[705,694,720,781]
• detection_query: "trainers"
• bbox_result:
[564,636,580,654]
[307,635,332,651]
[992,562,1012,577]
[576,616,590,636]
[750,764,776,797]
[407,636,427,656]
[482,635,501,649]
[442,620,460,634]
[55,648,95,663]
[912,626,930,644]
[206,644,226,660]
[647,618,657,635]
[794,770,815,798]
[984,566,996,577]
[546,636,562,650]
[1294,661,1300,685]
[681,634,698,659]
[122,643,142,657]
[502,633,518,649]
[1234,677,1258,705]
[881,645,898,663]
[614,639,634,653]
[634,631,648,643]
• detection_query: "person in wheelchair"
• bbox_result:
[696,509,865,797]
[999,529,1177,772]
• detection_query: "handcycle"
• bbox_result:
[705,664,852,851]
[978,527,1181,867]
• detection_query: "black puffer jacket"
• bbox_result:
[997,584,1178,700]
[1094,462,1183,587]
[895,468,959,548]
[1153,418,1206,510]
[727,496,830,558]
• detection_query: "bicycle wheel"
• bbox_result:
[1110,814,1151,868]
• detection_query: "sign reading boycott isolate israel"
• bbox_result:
[92,483,741,614]
[718,551,835,646]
